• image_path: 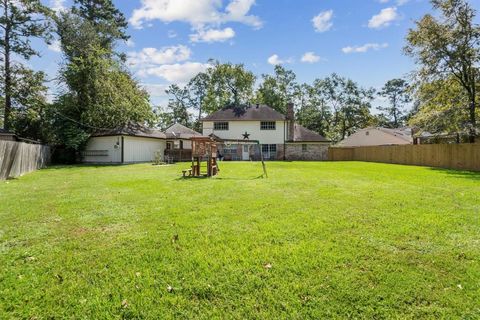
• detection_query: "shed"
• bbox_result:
[83,123,166,163]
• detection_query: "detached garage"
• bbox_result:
[83,124,166,164]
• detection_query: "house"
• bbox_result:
[0,128,17,141]
[201,103,330,161]
[165,123,202,151]
[164,123,203,161]
[337,127,413,147]
[83,123,166,163]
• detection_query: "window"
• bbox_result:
[262,144,277,159]
[260,121,276,130]
[302,144,307,152]
[180,140,184,150]
[223,145,238,154]
[214,122,229,131]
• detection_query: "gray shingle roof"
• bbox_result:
[292,124,330,142]
[92,123,166,139]
[201,105,286,121]
[165,123,202,139]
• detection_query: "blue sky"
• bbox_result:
[33,0,480,108]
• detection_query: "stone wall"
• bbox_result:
[285,143,329,161]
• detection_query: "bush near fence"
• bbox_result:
[328,143,480,171]
[0,141,51,180]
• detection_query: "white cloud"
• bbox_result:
[312,10,333,33]
[125,39,135,48]
[190,27,235,43]
[129,0,262,30]
[127,45,191,67]
[48,40,62,53]
[368,7,399,29]
[301,52,321,63]
[139,62,211,83]
[141,83,170,97]
[342,43,389,54]
[50,0,66,13]
[267,54,293,65]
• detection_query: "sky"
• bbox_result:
[31,0,480,109]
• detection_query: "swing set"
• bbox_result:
[182,136,268,178]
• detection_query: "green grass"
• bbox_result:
[1,161,479,319]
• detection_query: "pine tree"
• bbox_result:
[0,0,51,130]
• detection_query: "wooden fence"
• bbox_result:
[0,140,51,180]
[328,143,480,171]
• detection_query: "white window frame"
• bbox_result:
[260,121,276,130]
[214,122,229,131]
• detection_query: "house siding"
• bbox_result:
[123,136,166,163]
[84,136,122,163]
[203,120,287,145]
[83,136,166,163]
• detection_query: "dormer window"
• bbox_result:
[260,121,276,130]
[214,122,229,131]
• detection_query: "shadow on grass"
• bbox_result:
[175,174,265,182]
[428,167,480,181]
[45,163,159,170]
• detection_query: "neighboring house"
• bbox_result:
[164,123,203,162]
[337,127,413,147]
[165,123,202,150]
[201,104,330,161]
[0,128,17,141]
[83,123,166,163]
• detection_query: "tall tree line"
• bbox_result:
[0,0,154,158]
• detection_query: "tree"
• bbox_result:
[294,82,332,137]
[165,84,192,127]
[405,0,480,142]
[409,76,473,136]
[203,61,256,114]
[319,74,375,142]
[71,0,128,55]
[52,10,154,152]
[186,72,209,130]
[256,65,298,113]
[378,78,411,128]
[7,67,51,141]
[0,0,51,130]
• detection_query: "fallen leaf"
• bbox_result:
[457,284,463,290]
[264,263,272,269]
[121,299,128,308]
[135,272,141,277]
[167,285,174,293]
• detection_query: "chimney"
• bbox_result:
[286,102,294,142]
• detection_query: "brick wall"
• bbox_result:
[285,143,329,161]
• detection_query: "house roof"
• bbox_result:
[92,123,166,139]
[337,127,413,147]
[377,127,413,142]
[165,123,202,139]
[201,105,286,121]
[291,124,330,142]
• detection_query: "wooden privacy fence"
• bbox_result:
[0,140,51,180]
[328,143,480,171]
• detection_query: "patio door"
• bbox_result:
[242,145,250,161]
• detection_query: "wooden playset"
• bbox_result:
[183,137,219,178]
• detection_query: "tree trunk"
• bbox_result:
[3,1,11,131]
[468,98,476,143]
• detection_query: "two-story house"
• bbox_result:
[201,103,331,161]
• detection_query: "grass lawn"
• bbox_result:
[1,161,479,319]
